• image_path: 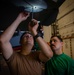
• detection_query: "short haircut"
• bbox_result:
[20,31,33,41]
[51,35,63,42]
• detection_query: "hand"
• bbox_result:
[17,12,30,22]
[28,19,39,36]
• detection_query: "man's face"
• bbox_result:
[21,33,34,46]
[50,37,63,51]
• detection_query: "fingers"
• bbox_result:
[21,12,30,17]
[31,19,38,24]
[26,12,30,17]
[31,19,38,25]
[29,19,38,27]
[28,19,38,28]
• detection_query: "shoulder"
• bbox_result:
[6,52,19,62]
[63,53,73,60]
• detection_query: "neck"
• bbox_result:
[54,49,63,55]
[20,44,33,55]
[20,50,31,55]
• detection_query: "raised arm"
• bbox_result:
[28,19,53,62]
[0,12,30,59]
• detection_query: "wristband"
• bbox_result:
[34,33,40,39]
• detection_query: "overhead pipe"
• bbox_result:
[59,21,74,29]
[57,8,74,21]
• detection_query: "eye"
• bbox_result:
[24,35,27,37]
[54,40,57,42]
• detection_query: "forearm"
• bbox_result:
[35,36,53,58]
[29,19,53,58]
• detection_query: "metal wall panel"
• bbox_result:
[63,39,71,57]
[71,38,74,59]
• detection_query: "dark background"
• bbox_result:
[0,0,30,31]
[0,0,65,31]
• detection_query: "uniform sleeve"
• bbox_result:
[6,52,17,63]
[70,60,74,75]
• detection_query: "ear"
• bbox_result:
[61,42,63,46]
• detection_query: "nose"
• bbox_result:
[52,41,54,44]
[50,41,54,45]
